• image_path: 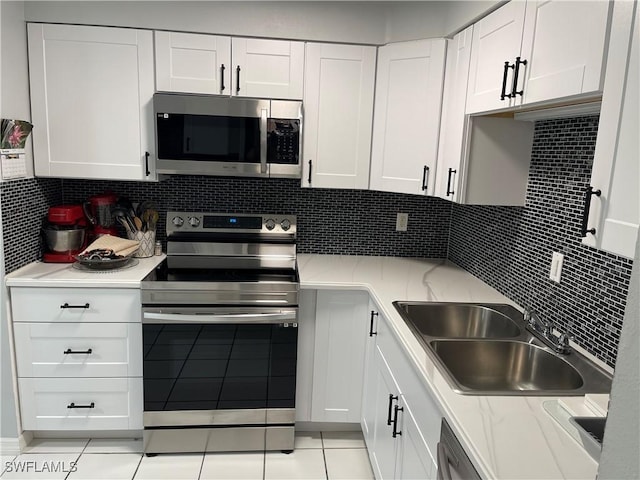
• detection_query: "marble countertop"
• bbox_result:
[298,254,604,480]
[5,254,604,478]
[5,255,165,288]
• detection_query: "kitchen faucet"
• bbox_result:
[524,309,572,354]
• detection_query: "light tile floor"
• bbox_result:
[0,432,374,480]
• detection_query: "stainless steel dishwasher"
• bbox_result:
[437,419,481,480]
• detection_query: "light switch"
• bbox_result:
[549,252,564,283]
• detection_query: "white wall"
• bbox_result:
[24,1,390,44]
[598,240,640,477]
[0,0,31,440]
[23,1,502,45]
[1,0,34,178]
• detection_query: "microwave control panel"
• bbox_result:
[268,119,300,165]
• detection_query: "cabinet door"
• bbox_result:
[27,23,155,181]
[361,300,380,447]
[370,39,446,196]
[396,400,437,480]
[303,43,376,189]
[519,1,611,105]
[231,38,304,99]
[435,26,474,202]
[465,1,527,113]
[155,31,231,95]
[311,290,368,423]
[370,346,401,480]
[583,1,639,259]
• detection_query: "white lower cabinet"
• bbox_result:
[363,303,440,480]
[18,377,142,431]
[310,290,369,423]
[10,287,143,431]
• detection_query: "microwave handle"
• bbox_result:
[260,108,268,174]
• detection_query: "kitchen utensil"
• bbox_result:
[133,216,143,231]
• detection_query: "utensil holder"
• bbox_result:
[127,230,156,258]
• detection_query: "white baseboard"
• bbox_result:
[0,437,21,456]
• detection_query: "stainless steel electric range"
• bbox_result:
[141,211,299,454]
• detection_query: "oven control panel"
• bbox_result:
[167,211,297,236]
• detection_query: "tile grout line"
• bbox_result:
[320,432,329,480]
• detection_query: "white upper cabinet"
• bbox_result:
[435,26,474,203]
[232,38,304,99]
[519,1,611,105]
[466,0,611,114]
[154,33,304,99]
[466,1,527,113]
[302,43,376,189]
[155,31,231,95]
[583,0,639,259]
[370,39,446,196]
[28,23,156,181]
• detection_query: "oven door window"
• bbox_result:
[157,113,261,163]
[143,323,297,411]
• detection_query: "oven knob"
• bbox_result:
[188,216,200,227]
[280,219,291,231]
[172,216,184,227]
[265,219,276,230]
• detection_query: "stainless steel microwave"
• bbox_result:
[154,93,302,179]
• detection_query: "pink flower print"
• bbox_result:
[8,125,26,148]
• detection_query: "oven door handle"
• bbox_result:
[142,311,297,324]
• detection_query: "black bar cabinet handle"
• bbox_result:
[236,66,241,93]
[446,168,457,197]
[60,303,90,309]
[145,151,150,177]
[387,394,398,426]
[64,348,92,355]
[308,159,313,185]
[511,57,528,97]
[500,61,514,100]
[67,402,95,409]
[220,64,226,92]
[369,310,378,337]
[421,166,430,191]
[581,186,602,237]
[392,405,403,438]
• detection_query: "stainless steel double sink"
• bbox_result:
[393,302,612,395]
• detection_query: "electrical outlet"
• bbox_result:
[549,252,564,283]
[396,213,408,232]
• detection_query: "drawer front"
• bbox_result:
[18,377,142,430]
[14,323,142,377]
[11,288,140,323]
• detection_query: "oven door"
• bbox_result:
[141,307,298,453]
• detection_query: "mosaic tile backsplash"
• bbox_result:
[0,115,633,367]
[449,116,633,367]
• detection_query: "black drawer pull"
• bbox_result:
[511,57,528,97]
[501,61,514,100]
[581,186,602,237]
[392,405,403,438]
[63,348,93,355]
[387,394,398,426]
[145,151,150,177]
[236,65,241,93]
[421,165,430,191]
[220,64,226,92]
[308,159,313,185]
[67,402,95,409]
[446,168,457,197]
[369,311,378,337]
[61,303,90,309]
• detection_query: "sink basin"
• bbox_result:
[392,301,612,395]
[430,340,584,393]
[394,302,521,338]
